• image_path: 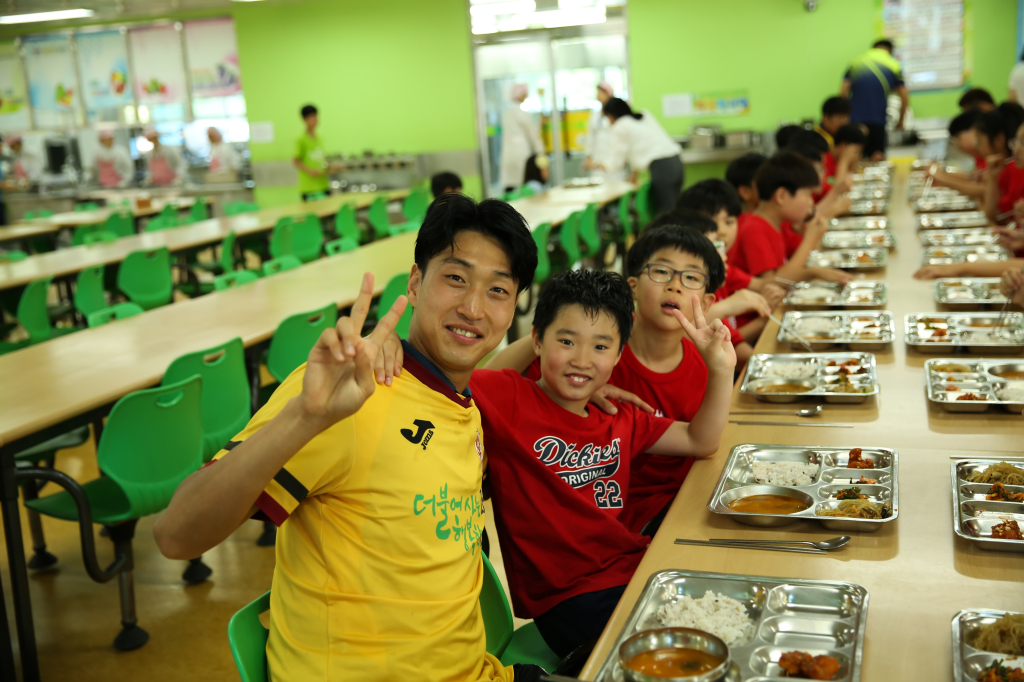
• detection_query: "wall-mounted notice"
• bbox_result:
[662,93,694,118]
[23,35,76,113]
[249,121,274,144]
[882,0,965,91]
[128,25,187,105]
[184,18,241,98]
[76,30,132,114]
[693,90,750,118]
[0,41,29,132]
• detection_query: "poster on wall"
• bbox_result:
[77,30,131,114]
[128,25,187,105]
[184,18,241,98]
[881,0,966,91]
[23,35,77,113]
[661,90,750,118]
[0,41,29,132]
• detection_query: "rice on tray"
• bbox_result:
[753,461,818,486]
[656,590,755,646]
[762,363,817,379]
[996,386,1024,403]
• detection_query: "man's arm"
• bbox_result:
[840,78,852,98]
[895,84,909,130]
[485,335,537,373]
[153,274,408,560]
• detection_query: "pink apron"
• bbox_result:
[209,152,221,173]
[98,159,121,187]
[13,160,27,180]
[150,155,176,185]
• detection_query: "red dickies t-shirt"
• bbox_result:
[998,162,1024,218]
[470,368,673,618]
[781,221,803,259]
[722,264,752,297]
[728,213,787,278]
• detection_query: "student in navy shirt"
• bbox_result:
[841,39,909,160]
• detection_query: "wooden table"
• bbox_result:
[509,180,635,231]
[0,196,217,237]
[580,164,1024,681]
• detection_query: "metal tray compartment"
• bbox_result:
[904,313,1024,354]
[918,211,991,230]
[847,186,890,201]
[740,353,878,404]
[785,282,888,310]
[935,278,1007,310]
[707,444,899,532]
[951,460,1024,553]
[952,609,1024,682]
[919,228,998,247]
[822,230,896,250]
[913,195,978,213]
[921,245,1010,266]
[777,311,895,351]
[594,569,870,682]
[806,249,887,270]
[828,216,888,231]
[845,200,889,216]
[924,358,1024,413]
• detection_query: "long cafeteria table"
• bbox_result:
[580,163,1024,681]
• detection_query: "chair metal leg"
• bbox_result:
[19,469,58,570]
[181,556,213,585]
[107,520,148,651]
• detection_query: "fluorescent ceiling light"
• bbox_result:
[0,9,94,24]
[471,0,536,17]
[536,7,606,27]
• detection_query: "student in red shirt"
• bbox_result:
[786,131,853,219]
[726,152,767,214]
[813,96,852,149]
[929,110,989,199]
[982,104,1024,224]
[476,269,735,657]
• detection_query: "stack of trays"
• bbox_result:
[904,313,1024,354]
[806,248,887,270]
[919,227,997,247]
[785,281,888,310]
[917,211,990,230]
[952,610,1024,679]
[921,245,1010,266]
[924,359,1024,413]
[707,445,899,532]
[829,216,888,231]
[913,194,978,213]
[777,311,895,351]
[951,460,1024,552]
[934,278,1008,310]
[822,230,895,250]
[740,353,879,404]
[594,569,870,682]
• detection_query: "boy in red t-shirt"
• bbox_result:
[984,119,1024,226]
[474,269,735,657]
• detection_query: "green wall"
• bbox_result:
[629,0,1020,136]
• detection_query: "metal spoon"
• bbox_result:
[732,406,823,418]
[709,536,851,551]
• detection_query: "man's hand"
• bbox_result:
[375,331,404,386]
[589,385,655,416]
[671,294,737,375]
[914,263,961,280]
[296,273,408,431]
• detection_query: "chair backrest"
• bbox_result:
[1,250,28,263]
[145,213,180,232]
[305,191,327,201]
[635,181,653,229]
[261,255,302,277]
[104,210,135,238]
[368,196,391,240]
[267,303,338,382]
[219,230,238,272]
[225,201,259,216]
[617,191,634,237]
[531,222,552,285]
[268,217,294,260]
[97,375,204,518]
[117,247,172,310]
[335,202,360,243]
[83,231,118,245]
[324,237,358,255]
[24,209,55,219]
[214,269,259,291]
[159,203,179,220]
[71,224,100,246]
[163,337,251,461]
[503,187,522,201]
[288,214,325,263]
[228,591,271,682]
[401,189,429,226]
[519,185,537,198]
[558,211,582,265]
[17,277,57,342]
[379,274,412,338]
[578,202,600,256]
[87,302,145,327]
[190,197,208,223]
[480,553,514,657]
[75,202,99,212]
[74,265,108,317]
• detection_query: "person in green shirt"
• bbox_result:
[294,104,338,201]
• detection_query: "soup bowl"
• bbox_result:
[619,628,731,682]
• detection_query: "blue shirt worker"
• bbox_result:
[841,39,909,160]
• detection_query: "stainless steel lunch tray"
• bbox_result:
[806,248,887,270]
[953,609,1024,682]
[934,278,1008,310]
[914,195,978,213]
[594,569,870,682]
[845,200,889,216]
[777,311,895,351]
[919,228,997,247]
[904,313,1024,354]
[740,353,879,404]
[708,444,899,532]
[847,187,890,201]
[951,460,1024,553]
[918,211,991,230]
[921,245,1010,266]
[784,281,888,310]
[822,230,896,250]
[828,216,889,231]
[924,358,1024,413]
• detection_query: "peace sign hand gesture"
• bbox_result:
[296,272,408,432]
[670,293,737,376]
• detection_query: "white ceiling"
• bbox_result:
[0,0,305,24]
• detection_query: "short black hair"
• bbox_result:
[677,179,743,218]
[754,151,821,202]
[430,172,462,199]
[725,152,767,190]
[822,96,851,118]
[603,97,642,120]
[873,38,894,51]
[533,269,635,351]
[786,143,823,164]
[974,102,1024,147]
[648,207,718,236]
[775,124,803,149]
[625,224,725,296]
[833,123,867,147]
[790,129,830,155]
[300,104,317,119]
[949,109,981,136]
[958,88,995,110]
[415,194,537,295]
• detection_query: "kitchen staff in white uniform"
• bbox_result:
[207,127,241,175]
[6,134,42,183]
[499,83,547,192]
[144,128,186,186]
[583,82,616,177]
[95,130,133,188]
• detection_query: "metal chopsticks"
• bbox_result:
[769,313,815,352]
[674,538,826,555]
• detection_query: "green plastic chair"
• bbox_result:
[532,222,552,285]
[1,250,28,263]
[164,338,250,462]
[190,197,208,223]
[24,209,55,219]
[368,195,400,239]
[335,203,361,244]
[401,189,429,230]
[305,191,328,202]
[558,211,582,267]
[23,375,204,651]
[479,553,561,669]
[83,231,118,245]
[0,277,78,352]
[578,203,600,257]
[287,214,325,263]
[635,181,653,229]
[74,265,108,318]
[75,202,100,212]
[225,201,260,216]
[267,304,338,382]
[71,224,102,246]
[379,274,412,339]
[503,187,522,201]
[118,247,172,310]
[145,213,180,232]
[214,270,259,291]
[617,190,634,237]
[268,217,294,260]
[324,237,359,255]
[519,185,537,198]
[88,302,145,327]
[104,210,135,238]
[228,591,271,682]
[262,255,302,277]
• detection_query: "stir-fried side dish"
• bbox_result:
[991,520,1024,541]
[778,651,842,680]
[835,487,868,500]
[973,614,1024,655]
[977,661,1024,682]
[846,448,875,469]
[859,475,877,484]
[830,374,873,393]
[816,499,891,519]
[934,363,973,373]
[986,484,1024,503]
[957,393,988,401]
[968,463,1024,486]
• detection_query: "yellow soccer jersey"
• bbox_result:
[211,345,511,682]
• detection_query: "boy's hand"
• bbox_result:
[995,224,1024,253]
[589,385,655,415]
[914,263,961,280]
[672,294,737,375]
[811,267,854,284]
[297,273,408,432]
[1000,267,1024,303]
[761,283,787,310]
[735,289,772,317]
[374,331,404,386]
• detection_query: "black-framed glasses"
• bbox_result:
[642,264,707,290]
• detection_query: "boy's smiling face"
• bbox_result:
[628,247,716,333]
[710,208,739,250]
[532,303,622,409]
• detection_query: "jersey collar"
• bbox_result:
[401,340,472,407]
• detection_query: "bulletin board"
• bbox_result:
[881,0,968,91]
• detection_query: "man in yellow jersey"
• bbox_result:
[154,195,543,681]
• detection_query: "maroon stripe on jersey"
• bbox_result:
[403,351,472,408]
[255,491,288,527]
